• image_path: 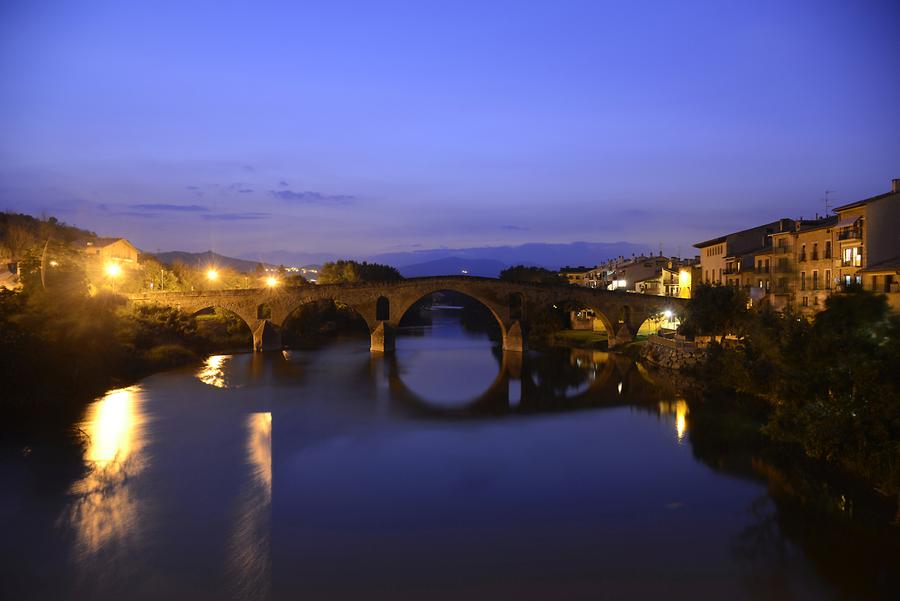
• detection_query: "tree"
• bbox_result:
[499,265,566,285]
[317,260,402,284]
[678,283,749,339]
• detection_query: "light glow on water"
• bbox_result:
[198,354,229,388]
[66,386,147,558]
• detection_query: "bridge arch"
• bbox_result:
[190,305,255,349]
[279,298,372,348]
[393,287,509,348]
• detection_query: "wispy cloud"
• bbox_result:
[131,203,209,212]
[238,188,253,194]
[278,180,290,187]
[201,212,269,221]
[270,189,356,204]
[500,224,530,231]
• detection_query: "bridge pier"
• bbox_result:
[608,324,635,349]
[502,320,526,353]
[253,319,282,352]
[370,322,396,353]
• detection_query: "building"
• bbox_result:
[694,179,900,314]
[695,219,793,290]
[0,260,20,290]
[72,237,140,266]
[587,254,693,296]
[558,266,593,286]
[767,216,837,314]
[834,179,900,311]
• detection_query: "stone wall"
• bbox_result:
[641,335,707,371]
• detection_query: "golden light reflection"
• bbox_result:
[659,398,689,443]
[65,386,147,557]
[197,354,229,388]
[228,412,273,599]
[246,412,272,495]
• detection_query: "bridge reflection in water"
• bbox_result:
[56,339,693,600]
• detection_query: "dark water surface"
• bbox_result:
[2,311,898,600]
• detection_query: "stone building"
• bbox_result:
[694,179,900,314]
[72,237,140,266]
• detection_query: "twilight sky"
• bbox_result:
[1,0,898,261]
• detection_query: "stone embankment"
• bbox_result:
[641,335,707,370]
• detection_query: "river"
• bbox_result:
[1,309,898,600]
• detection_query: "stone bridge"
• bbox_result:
[125,276,687,353]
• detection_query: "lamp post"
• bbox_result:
[105,262,122,293]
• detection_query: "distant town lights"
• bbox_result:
[104,263,122,278]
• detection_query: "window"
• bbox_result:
[764,259,770,273]
[801,296,808,307]
[842,247,862,267]
[800,244,807,262]
[825,241,832,259]
[886,275,895,292]
[800,271,806,291]
[825,269,832,290]
[705,269,709,283]
[758,280,763,289]
[718,268,722,282]
[812,270,818,290]
[871,276,878,292]
[812,243,818,260]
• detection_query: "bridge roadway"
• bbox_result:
[125,276,687,353]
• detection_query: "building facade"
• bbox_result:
[694,179,900,314]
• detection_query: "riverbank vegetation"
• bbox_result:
[317,260,402,284]
[680,284,900,495]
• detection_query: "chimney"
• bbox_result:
[893,178,900,193]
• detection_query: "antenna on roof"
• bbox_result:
[823,190,834,215]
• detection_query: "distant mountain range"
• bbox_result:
[398,257,509,278]
[153,250,272,273]
[152,241,654,277]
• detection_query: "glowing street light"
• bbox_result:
[104,262,122,278]
[206,268,219,281]
[265,276,279,288]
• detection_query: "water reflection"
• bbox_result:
[658,399,689,443]
[64,386,147,558]
[228,412,272,601]
[197,354,230,388]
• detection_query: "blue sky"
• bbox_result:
[1,0,898,260]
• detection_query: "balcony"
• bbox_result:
[838,227,862,241]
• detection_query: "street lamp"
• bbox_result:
[206,268,219,282]
[105,262,122,293]
[105,262,122,278]
[265,276,279,288]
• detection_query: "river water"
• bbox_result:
[2,310,898,600]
